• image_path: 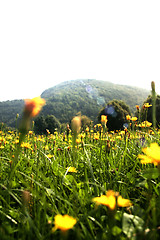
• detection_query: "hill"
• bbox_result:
[0,100,24,128]
[0,79,150,127]
[40,79,150,123]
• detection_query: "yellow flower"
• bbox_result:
[101,115,108,125]
[143,103,152,108]
[76,138,81,144]
[94,134,99,140]
[67,167,77,173]
[117,196,133,207]
[52,214,77,232]
[86,127,90,132]
[126,115,131,120]
[92,190,132,210]
[116,136,122,140]
[130,117,137,121]
[21,142,32,150]
[138,142,160,165]
[46,154,53,159]
[139,121,152,128]
[24,96,46,118]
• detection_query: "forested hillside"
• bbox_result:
[0,100,24,128]
[40,79,150,123]
[0,79,150,127]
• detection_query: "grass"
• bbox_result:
[1,121,160,240]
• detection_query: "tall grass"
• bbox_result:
[1,121,160,240]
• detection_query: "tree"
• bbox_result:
[98,99,131,131]
[34,115,61,134]
[81,115,92,130]
[34,116,47,134]
[45,115,60,134]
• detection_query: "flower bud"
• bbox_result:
[71,116,81,135]
[151,81,155,92]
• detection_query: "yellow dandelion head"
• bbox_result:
[53,214,77,232]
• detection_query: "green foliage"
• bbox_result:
[98,99,131,131]
[34,115,47,134]
[141,94,160,127]
[45,115,60,133]
[1,124,160,239]
[81,115,92,130]
[34,115,60,134]
[0,100,24,128]
[41,80,149,124]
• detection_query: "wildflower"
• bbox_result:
[71,116,81,135]
[101,115,108,125]
[138,142,160,165]
[143,103,152,108]
[130,117,137,121]
[139,121,152,128]
[21,142,32,150]
[67,167,77,173]
[94,134,99,140]
[136,105,140,111]
[126,115,131,121]
[76,138,81,144]
[52,214,77,232]
[46,154,53,159]
[92,190,132,210]
[19,97,45,137]
[86,127,89,132]
[116,136,122,140]
[46,129,50,134]
[45,145,49,150]
[24,97,46,118]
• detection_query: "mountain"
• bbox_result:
[40,79,150,123]
[0,100,24,128]
[0,79,150,127]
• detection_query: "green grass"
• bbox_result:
[0,125,160,240]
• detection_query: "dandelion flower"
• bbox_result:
[52,214,77,232]
[101,115,108,125]
[138,142,160,165]
[24,97,46,118]
[92,190,132,210]
[143,103,152,108]
[67,167,77,173]
[130,117,137,121]
[139,121,152,128]
[126,115,131,120]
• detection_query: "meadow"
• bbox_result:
[0,95,160,240]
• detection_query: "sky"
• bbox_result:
[0,0,160,102]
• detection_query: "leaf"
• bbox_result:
[112,226,122,236]
[142,168,160,179]
[122,212,144,239]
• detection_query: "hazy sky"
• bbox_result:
[0,0,160,101]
